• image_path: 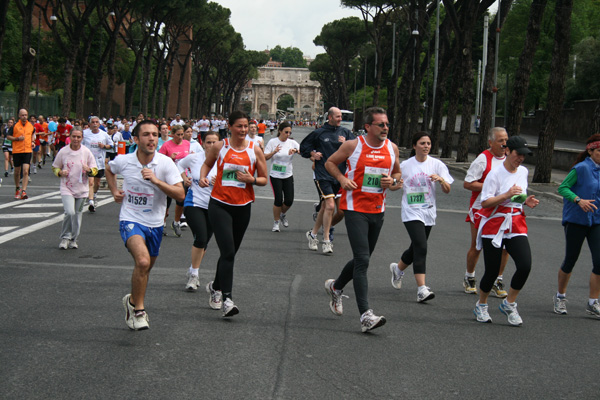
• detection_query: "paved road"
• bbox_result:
[0,128,597,399]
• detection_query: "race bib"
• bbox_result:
[222,163,247,188]
[406,185,430,208]
[272,163,287,174]
[362,167,388,194]
[125,185,154,211]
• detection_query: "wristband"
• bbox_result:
[253,177,257,185]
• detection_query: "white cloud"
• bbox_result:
[213,0,364,58]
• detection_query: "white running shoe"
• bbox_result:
[280,213,289,228]
[180,221,188,228]
[499,299,523,326]
[322,240,333,254]
[325,279,344,316]
[122,294,149,330]
[360,309,386,332]
[306,231,318,251]
[586,300,600,318]
[205,281,222,310]
[417,287,435,303]
[185,272,200,291]
[390,263,404,289]
[59,239,69,249]
[272,220,280,232]
[68,240,78,249]
[553,294,568,315]
[474,302,492,323]
[222,298,239,317]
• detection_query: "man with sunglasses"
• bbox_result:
[323,107,402,332]
[300,107,354,253]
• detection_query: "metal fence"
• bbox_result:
[0,91,60,122]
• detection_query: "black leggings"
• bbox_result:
[183,206,213,249]
[481,236,531,293]
[334,211,384,314]
[400,220,432,275]
[208,198,251,298]
[270,176,294,208]
[560,222,600,275]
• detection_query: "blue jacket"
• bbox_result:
[300,123,354,181]
[562,157,600,226]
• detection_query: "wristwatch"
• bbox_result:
[575,197,581,204]
[393,178,398,186]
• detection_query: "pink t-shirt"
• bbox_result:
[158,139,191,163]
[52,145,98,198]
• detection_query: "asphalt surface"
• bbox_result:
[1,127,598,399]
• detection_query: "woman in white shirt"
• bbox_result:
[264,122,300,232]
[389,131,453,302]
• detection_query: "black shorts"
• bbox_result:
[40,140,48,146]
[316,179,341,200]
[106,152,117,161]
[2,147,11,154]
[93,169,105,178]
[56,142,66,151]
[12,153,32,167]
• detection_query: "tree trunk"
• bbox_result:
[0,0,11,81]
[506,0,547,137]
[430,44,453,155]
[142,40,154,116]
[533,0,573,183]
[176,48,192,115]
[61,50,77,117]
[442,61,460,158]
[163,43,178,117]
[75,42,92,119]
[16,0,36,111]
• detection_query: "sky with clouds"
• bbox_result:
[213,0,365,58]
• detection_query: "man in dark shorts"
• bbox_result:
[7,109,35,199]
[300,107,354,253]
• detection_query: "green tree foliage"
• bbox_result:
[314,16,368,109]
[565,36,600,105]
[269,45,307,68]
[0,3,23,91]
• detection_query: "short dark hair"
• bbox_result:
[228,110,249,126]
[277,122,292,137]
[132,120,157,137]
[364,107,387,125]
[58,117,66,124]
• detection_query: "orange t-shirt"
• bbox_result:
[11,121,35,154]
[257,123,267,134]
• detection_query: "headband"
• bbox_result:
[586,141,600,150]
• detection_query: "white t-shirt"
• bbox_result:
[264,137,300,179]
[210,119,219,131]
[82,129,114,170]
[218,120,227,130]
[189,139,202,154]
[52,145,97,198]
[177,152,217,209]
[465,152,506,210]
[196,119,210,132]
[108,152,183,227]
[245,135,264,148]
[170,119,184,127]
[400,156,454,225]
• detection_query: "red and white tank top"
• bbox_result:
[340,135,395,213]
[211,138,256,206]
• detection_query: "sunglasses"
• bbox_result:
[372,122,390,128]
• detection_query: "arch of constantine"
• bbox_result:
[244,67,321,120]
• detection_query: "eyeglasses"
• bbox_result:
[372,123,390,128]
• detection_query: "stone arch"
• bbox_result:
[247,67,321,120]
[259,103,269,118]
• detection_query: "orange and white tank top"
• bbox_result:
[340,135,395,213]
[211,138,256,206]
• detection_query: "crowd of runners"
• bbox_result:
[2,106,599,332]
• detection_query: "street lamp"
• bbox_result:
[36,10,41,116]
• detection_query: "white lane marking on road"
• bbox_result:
[0,191,60,210]
[15,203,64,208]
[2,212,59,218]
[0,197,114,245]
[0,226,18,233]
